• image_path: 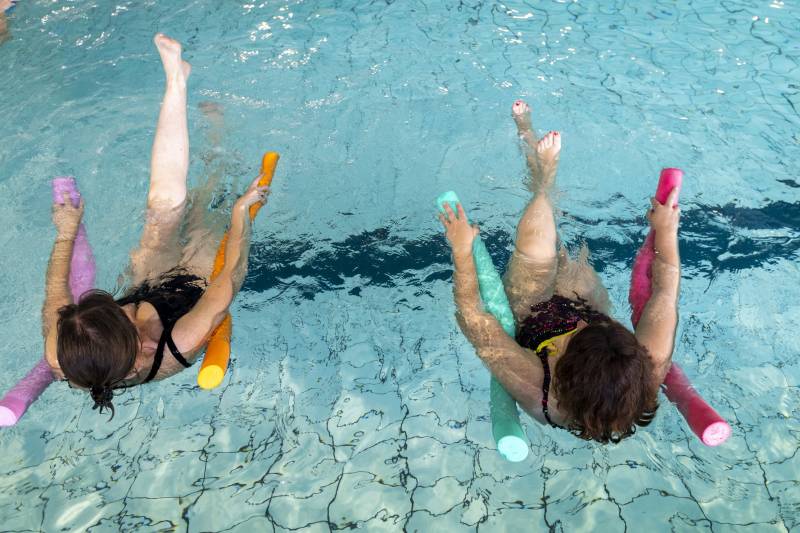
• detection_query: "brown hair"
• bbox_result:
[553,320,658,444]
[57,290,139,419]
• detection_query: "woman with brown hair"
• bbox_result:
[42,34,269,417]
[439,100,681,443]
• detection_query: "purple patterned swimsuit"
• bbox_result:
[515,295,608,427]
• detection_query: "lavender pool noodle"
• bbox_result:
[0,177,96,426]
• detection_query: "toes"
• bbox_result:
[537,131,558,152]
[552,131,561,150]
[154,33,182,55]
[154,33,169,49]
[512,99,530,116]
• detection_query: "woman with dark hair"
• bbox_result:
[42,34,269,417]
[439,100,681,443]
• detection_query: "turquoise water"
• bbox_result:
[0,0,799,531]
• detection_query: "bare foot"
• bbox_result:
[512,99,536,144]
[0,0,15,14]
[513,98,546,183]
[199,101,224,125]
[536,131,561,188]
[154,33,191,83]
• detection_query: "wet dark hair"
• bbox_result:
[57,290,139,419]
[553,320,658,444]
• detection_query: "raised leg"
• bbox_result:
[128,34,192,284]
[148,33,191,210]
[512,99,560,262]
[504,100,562,320]
[514,130,560,260]
[512,99,539,178]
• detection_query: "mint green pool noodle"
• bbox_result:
[437,191,529,462]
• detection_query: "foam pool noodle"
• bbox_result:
[0,177,96,426]
[437,191,529,462]
[629,168,731,446]
[197,152,280,390]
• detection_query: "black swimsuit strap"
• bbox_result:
[142,321,191,384]
[143,329,168,384]
[164,326,191,368]
[536,349,559,429]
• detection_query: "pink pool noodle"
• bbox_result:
[629,168,731,446]
[0,177,96,427]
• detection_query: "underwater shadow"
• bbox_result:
[243,201,799,298]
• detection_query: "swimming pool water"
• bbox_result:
[0,0,798,531]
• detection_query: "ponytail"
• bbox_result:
[57,290,138,418]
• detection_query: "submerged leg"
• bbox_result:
[554,244,612,314]
[180,102,229,280]
[128,34,192,284]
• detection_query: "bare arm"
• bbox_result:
[441,202,544,414]
[43,198,84,378]
[453,251,544,414]
[43,237,75,378]
[171,179,267,358]
[634,191,681,385]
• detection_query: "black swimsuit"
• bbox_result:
[116,269,206,383]
[536,347,560,428]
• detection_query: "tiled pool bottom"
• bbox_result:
[2,259,797,531]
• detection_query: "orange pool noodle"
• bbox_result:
[197,152,279,389]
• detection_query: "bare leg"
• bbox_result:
[148,33,191,209]
[515,131,560,255]
[512,99,539,178]
[507,100,610,315]
[512,99,560,261]
[554,244,612,314]
[504,100,562,320]
[179,102,229,280]
[128,34,192,285]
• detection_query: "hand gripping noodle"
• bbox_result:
[437,191,529,462]
[629,168,731,446]
[0,177,96,426]
[197,152,280,390]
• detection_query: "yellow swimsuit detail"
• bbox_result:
[535,328,579,356]
[535,327,579,429]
